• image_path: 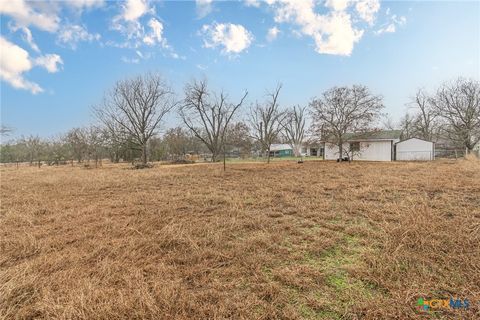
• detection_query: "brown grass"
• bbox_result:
[1,160,479,319]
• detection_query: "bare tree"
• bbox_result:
[0,125,13,137]
[180,79,248,169]
[382,116,397,131]
[409,89,439,141]
[94,73,176,166]
[310,85,384,161]
[431,78,480,153]
[66,127,88,163]
[22,135,43,165]
[249,84,285,163]
[281,105,307,157]
[85,126,105,167]
[225,122,253,158]
[162,127,198,160]
[398,112,415,140]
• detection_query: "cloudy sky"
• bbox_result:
[1,0,479,138]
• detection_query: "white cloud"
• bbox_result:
[8,24,41,53]
[111,0,152,42]
[270,0,364,56]
[35,54,63,73]
[111,0,177,54]
[143,18,164,46]
[244,0,261,8]
[196,0,213,18]
[122,0,151,21]
[0,37,42,93]
[121,56,140,64]
[355,0,380,25]
[67,0,104,9]
[57,24,101,49]
[375,23,395,35]
[19,26,40,53]
[316,11,363,55]
[325,0,350,11]
[201,23,254,54]
[267,26,280,41]
[0,35,63,94]
[0,0,59,32]
[375,13,406,35]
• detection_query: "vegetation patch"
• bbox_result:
[1,160,478,319]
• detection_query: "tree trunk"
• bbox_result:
[141,143,148,165]
[267,147,271,164]
[223,148,226,171]
[338,143,343,162]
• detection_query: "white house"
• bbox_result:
[322,130,402,161]
[269,131,436,161]
[394,138,435,161]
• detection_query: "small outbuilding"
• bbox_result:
[394,138,435,161]
[269,144,294,157]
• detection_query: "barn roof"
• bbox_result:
[395,137,434,144]
[345,130,402,141]
[269,144,292,151]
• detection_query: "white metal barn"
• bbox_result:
[395,138,435,161]
[322,130,402,162]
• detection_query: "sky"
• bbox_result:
[1,0,479,139]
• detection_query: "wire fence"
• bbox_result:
[435,149,467,159]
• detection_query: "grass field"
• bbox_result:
[1,160,479,319]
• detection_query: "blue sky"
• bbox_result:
[1,0,479,139]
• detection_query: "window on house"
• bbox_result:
[350,142,360,152]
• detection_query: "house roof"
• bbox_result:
[345,130,402,141]
[270,144,292,151]
[395,137,434,144]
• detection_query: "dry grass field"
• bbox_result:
[1,160,479,319]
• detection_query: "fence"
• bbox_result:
[434,149,467,159]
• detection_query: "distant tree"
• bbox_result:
[180,79,248,168]
[163,127,196,160]
[409,89,440,141]
[225,121,253,158]
[66,127,88,163]
[0,144,16,163]
[281,105,307,157]
[94,73,177,166]
[398,113,415,140]
[431,78,480,153]
[382,116,397,131]
[44,136,70,165]
[21,135,43,164]
[310,85,384,160]
[85,126,105,167]
[249,84,285,163]
[148,136,167,161]
[0,125,13,137]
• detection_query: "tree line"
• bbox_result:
[1,74,479,167]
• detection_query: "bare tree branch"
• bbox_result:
[249,84,285,163]
[180,79,248,165]
[310,85,384,161]
[431,78,480,152]
[94,73,177,165]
